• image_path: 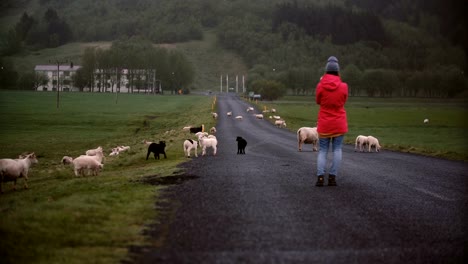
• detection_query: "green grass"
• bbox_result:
[253,96,468,161]
[0,91,216,264]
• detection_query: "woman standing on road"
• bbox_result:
[315,56,348,186]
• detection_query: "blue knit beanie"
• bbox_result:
[325,56,339,72]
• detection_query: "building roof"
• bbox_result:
[34,65,82,71]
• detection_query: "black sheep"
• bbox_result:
[236,136,247,154]
[146,141,167,160]
[189,125,204,134]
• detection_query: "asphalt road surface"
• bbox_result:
[129,94,467,264]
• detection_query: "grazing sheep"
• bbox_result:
[196,133,217,156]
[183,139,198,158]
[255,114,264,119]
[355,135,369,152]
[424,118,429,124]
[273,115,281,120]
[236,136,247,154]
[0,153,38,193]
[212,112,218,119]
[79,148,104,164]
[367,136,381,152]
[275,120,287,128]
[297,127,318,152]
[109,145,130,156]
[142,140,153,146]
[189,125,204,134]
[86,146,103,156]
[146,141,167,160]
[61,156,74,165]
[210,127,217,134]
[235,115,243,120]
[72,156,103,176]
[271,108,277,113]
[246,107,254,112]
[227,111,232,117]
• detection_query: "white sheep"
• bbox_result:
[255,114,264,119]
[367,136,381,152]
[0,153,38,193]
[79,148,104,164]
[271,108,277,113]
[246,107,254,112]
[199,136,218,156]
[86,146,103,156]
[227,111,232,117]
[212,112,218,119]
[275,119,286,128]
[210,127,217,134]
[424,118,429,124]
[72,156,103,176]
[273,115,281,120]
[235,115,243,120]
[142,140,153,145]
[297,127,318,152]
[61,156,74,165]
[354,135,369,152]
[183,139,198,158]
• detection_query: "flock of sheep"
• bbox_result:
[2,101,431,194]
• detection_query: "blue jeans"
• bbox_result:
[317,135,344,177]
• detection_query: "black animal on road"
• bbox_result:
[236,136,247,154]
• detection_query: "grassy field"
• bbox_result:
[1,91,467,264]
[0,91,216,264]
[252,96,468,161]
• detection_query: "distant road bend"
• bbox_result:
[128,93,467,264]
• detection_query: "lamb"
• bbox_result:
[236,136,247,154]
[199,136,217,156]
[297,127,318,152]
[424,118,429,124]
[109,145,130,156]
[61,156,74,165]
[227,111,232,117]
[79,148,105,164]
[255,114,264,119]
[367,136,381,152]
[273,115,281,120]
[210,127,217,134]
[0,153,38,193]
[355,135,369,152]
[146,141,167,160]
[72,156,103,176]
[189,125,204,134]
[86,146,103,156]
[212,112,218,119]
[246,107,254,112]
[142,140,153,146]
[275,120,287,128]
[235,115,243,120]
[183,139,198,158]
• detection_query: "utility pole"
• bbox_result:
[49,59,68,109]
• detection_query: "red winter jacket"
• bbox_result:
[315,74,348,135]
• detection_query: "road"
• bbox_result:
[128,93,467,264]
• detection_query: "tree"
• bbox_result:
[250,79,286,101]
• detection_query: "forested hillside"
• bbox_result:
[1,0,467,98]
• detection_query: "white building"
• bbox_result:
[34,64,82,91]
[34,65,160,93]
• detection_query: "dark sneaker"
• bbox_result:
[328,175,337,186]
[316,175,324,187]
